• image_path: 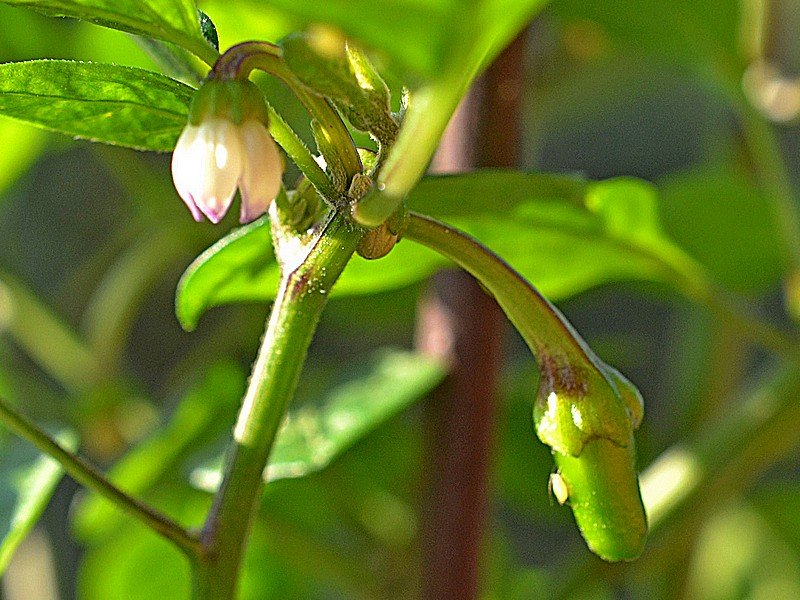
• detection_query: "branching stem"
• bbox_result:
[0,397,201,556]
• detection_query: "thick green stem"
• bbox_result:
[194,210,362,599]
[0,397,200,556]
[353,76,470,227]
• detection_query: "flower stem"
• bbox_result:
[405,212,598,366]
[193,210,362,599]
[213,41,362,185]
[265,104,338,200]
[0,396,201,556]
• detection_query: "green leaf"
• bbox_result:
[2,0,217,64]
[191,349,446,491]
[175,216,275,332]
[177,172,703,331]
[0,60,194,151]
[0,428,76,573]
[237,0,544,79]
[659,164,785,292]
[0,118,45,203]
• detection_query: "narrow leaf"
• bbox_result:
[0,60,194,151]
[2,0,217,64]
[0,429,76,573]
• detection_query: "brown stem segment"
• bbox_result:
[416,31,527,599]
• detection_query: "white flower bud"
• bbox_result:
[238,119,284,223]
[171,79,284,224]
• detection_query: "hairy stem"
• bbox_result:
[0,397,200,556]
[194,210,362,599]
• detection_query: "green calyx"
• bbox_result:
[188,78,269,126]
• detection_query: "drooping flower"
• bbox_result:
[171,78,283,224]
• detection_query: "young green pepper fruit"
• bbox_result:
[536,361,647,561]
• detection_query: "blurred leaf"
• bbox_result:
[191,349,446,491]
[1,0,217,63]
[79,527,191,600]
[0,428,76,573]
[0,272,99,394]
[235,0,546,80]
[77,484,210,600]
[412,173,701,298]
[752,483,800,556]
[0,118,45,203]
[79,480,342,599]
[72,362,245,542]
[178,172,701,330]
[551,0,741,72]
[686,502,800,600]
[659,163,785,292]
[0,60,193,151]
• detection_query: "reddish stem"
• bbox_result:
[417,31,527,599]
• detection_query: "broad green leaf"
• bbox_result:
[177,172,703,331]
[77,485,210,600]
[752,484,800,556]
[191,349,446,491]
[175,215,443,331]
[0,428,76,573]
[72,362,245,542]
[659,164,785,292]
[0,60,194,151]
[2,0,217,64]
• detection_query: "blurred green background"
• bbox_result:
[2,1,800,598]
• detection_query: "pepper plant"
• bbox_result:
[0,0,798,598]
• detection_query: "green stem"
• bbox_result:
[737,95,800,273]
[265,104,338,200]
[194,210,363,599]
[714,68,800,317]
[0,397,200,556]
[353,74,471,227]
[406,212,798,364]
[405,212,608,368]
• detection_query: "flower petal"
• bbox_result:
[171,124,204,221]
[237,120,284,223]
[171,118,243,223]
